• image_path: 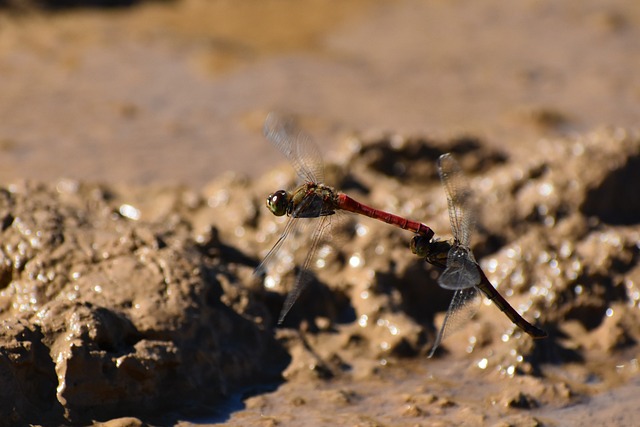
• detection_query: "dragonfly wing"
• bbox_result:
[438,246,481,290]
[437,153,477,248]
[278,215,331,323]
[264,112,325,184]
[428,287,480,358]
[254,214,302,277]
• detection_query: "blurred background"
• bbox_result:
[0,0,638,188]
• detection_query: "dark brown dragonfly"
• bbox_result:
[411,153,546,356]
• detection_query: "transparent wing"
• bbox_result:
[428,287,480,358]
[254,214,301,277]
[437,153,476,248]
[278,215,331,323]
[264,112,324,184]
[438,246,480,290]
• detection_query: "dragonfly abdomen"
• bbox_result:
[476,269,547,339]
[336,193,434,238]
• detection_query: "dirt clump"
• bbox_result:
[0,181,288,425]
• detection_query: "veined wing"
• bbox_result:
[438,245,480,290]
[437,153,476,248]
[264,112,324,185]
[254,214,301,277]
[428,287,481,358]
[278,214,331,323]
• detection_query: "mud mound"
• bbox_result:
[0,181,288,425]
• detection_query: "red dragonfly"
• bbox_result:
[411,153,546,356]
[256,113,434,323]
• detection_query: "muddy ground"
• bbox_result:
[1,0,639,426]
[1,127,640,426]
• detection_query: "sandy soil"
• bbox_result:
[0,0,639,426]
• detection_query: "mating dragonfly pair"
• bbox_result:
[255,113,546,356]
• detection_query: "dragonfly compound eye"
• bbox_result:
[267,190,289,216]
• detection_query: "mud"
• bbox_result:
[1,0,640,426]
[219,128,640,427]
[0,128,639,425]
[0,181,288,425]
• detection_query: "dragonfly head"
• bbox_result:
[410,235,451,269]
[266,190,290,216]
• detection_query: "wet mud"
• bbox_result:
[0,180,289,425]
[1,127,639,426]
[1,0,640,425]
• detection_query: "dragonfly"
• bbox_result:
[256,113,434,324]
[411,153,546,357]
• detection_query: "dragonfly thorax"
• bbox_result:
[410,235,451,269]
[266,190,291,216]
